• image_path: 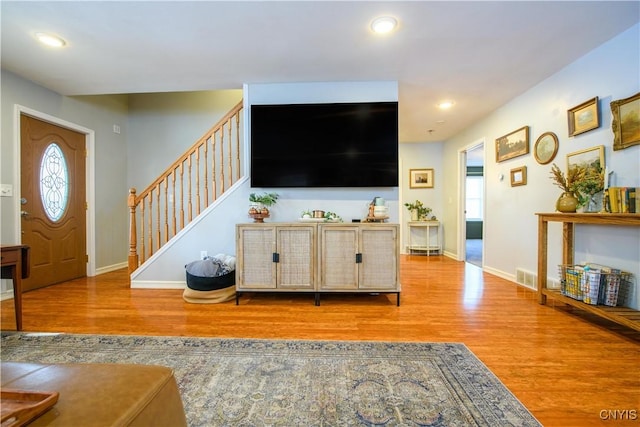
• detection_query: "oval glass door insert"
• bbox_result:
[39,142,69,221]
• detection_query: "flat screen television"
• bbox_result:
[250,101,398,187]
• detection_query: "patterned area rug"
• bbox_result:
[1,333,540,426]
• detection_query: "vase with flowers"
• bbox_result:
[573,166,604,212]
[549,164,584,213]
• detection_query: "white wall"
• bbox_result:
[442,23,640,308]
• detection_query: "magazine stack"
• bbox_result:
[559,263,633,306]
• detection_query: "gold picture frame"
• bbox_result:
[510,166,527,187]
[611,92,640,151]
[495,126,529,163]
[533,132,559,165]
[568,97,599,137]
[409,168,434,188]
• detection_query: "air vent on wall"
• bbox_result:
[516,268,561,290]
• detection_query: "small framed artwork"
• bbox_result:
[495,126,529,163]
[568,97,599,137]
[510,166,527,187]
[611,92,640,151]
[566,145,604,177]
[409,168,434,188]
[533,132,559,165]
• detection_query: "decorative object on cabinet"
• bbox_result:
[611,92,640,150]
[495,126,529,162]
[567,97,600,137]
[605,187,638,213]
[566,145,604,210]
[572,169,604,212]
[536,212,640,332]
[248,192,279,222]
[549,163,582,213]
[510,166,527,187]
[366,197,388,221]
[533,132,559,164]
[409,168,434,188]
[404,200,432,221]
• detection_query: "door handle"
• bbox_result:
[21,210,29,218]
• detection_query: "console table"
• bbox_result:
[1,245,30,331]
[536,213,639,331]
[407,221,441,255]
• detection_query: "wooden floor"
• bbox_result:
[2,255,639,426]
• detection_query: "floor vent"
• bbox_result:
[516,268,560,290]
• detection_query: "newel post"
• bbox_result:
[128,188,139,274]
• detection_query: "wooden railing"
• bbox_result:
[128,101,243,274]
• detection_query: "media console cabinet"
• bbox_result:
[536,212,640,331]
[235,222,400,305]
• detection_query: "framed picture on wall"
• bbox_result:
[409,168,434,188]
[533,132,559,165]
[568,97,599,137]
[495,126,529,162]
[566,145,604,178]
[510,166,527,187]
[611,92,640,151]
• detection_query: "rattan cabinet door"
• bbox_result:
[276,226,315,289]
[359,225,398,290]
[318,225,359,290]
[236,225,277,289]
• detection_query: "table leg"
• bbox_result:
[11,264,23,331]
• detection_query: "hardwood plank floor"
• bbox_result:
[2,255,639,426]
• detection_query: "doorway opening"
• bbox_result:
[459,141,484,267]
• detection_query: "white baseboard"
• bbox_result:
[1,290,14,301]
[131,280,186,289]
[95,262,128,276]
[483,265,519,285]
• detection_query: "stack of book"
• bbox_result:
[603,187,638,213]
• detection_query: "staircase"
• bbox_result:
[127,101,244,274]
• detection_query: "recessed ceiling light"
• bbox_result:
[35,32,66,48]
[438,101,455,110]
[371,16,398,34]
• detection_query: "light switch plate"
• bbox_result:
[0,184,13,197]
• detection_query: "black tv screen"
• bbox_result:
[250,102,399,187]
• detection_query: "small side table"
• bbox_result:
[407,221,441,255]
[1,245,30,330]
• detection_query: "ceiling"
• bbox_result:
[2,1,638,143]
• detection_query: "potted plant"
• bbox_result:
[404,200,432,221]
[248,192,279,221]
[572,166,604,212]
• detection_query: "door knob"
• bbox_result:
[21,210,29,217]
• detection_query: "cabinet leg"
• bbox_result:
[397,292,400,307]
[315,293,320,306]
[235,292,240,305]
